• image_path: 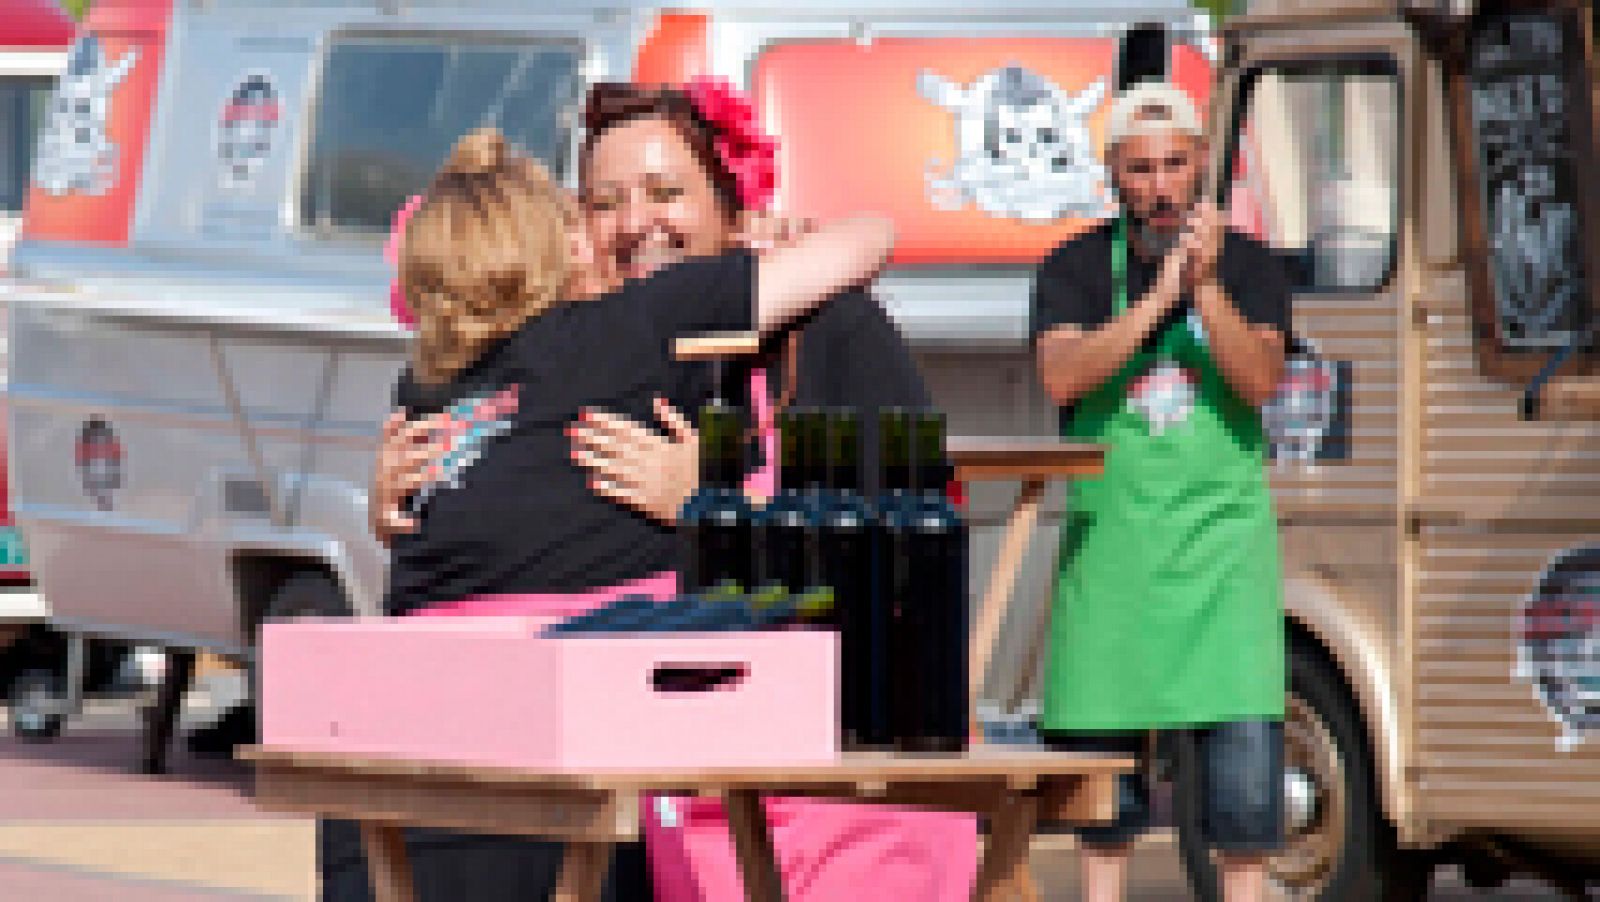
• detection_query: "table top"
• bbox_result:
[947,438,1105,482]
[241,746,1135,793]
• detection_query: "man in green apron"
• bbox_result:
[1031,83,1292,902]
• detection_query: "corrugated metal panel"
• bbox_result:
[1409,266,1600,834]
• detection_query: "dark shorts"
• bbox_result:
[1043,720,1284,853]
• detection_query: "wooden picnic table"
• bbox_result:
[242,745,1132,902]
[242,438,1110,902]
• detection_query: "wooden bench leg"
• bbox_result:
[724,789,785,902]
[974,792,1040,902]
[555,841,613,902]
[359,821,416,902]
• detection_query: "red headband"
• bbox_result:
[683,75,778,211]
[387,79,779,328]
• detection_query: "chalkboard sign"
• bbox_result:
[1465,8,1592,350]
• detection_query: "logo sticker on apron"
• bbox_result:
[1127,360,1196,435]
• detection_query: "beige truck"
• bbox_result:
[1155,0,1599,897]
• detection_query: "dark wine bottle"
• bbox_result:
[875,408,917,750]
[754,408,822,593]
[819,409,877,748]
[905,410,969,753]
[681,402,754,592]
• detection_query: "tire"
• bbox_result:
[9,667,66,741]
[262,571,352,623]
[1177,642,1434,900]
[188,570,350,760]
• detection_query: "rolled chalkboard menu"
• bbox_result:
[1464,5,1595,351]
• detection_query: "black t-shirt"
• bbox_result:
[731,288,931,495]
[1030,219,1292,422]
[384,251,754,615]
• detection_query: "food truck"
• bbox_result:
[0,0,80,736]
[4,0,1597,896]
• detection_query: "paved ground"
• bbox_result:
[0,683,1578,901]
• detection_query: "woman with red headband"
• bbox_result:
[374,78,930,537]
[354,80,975,902]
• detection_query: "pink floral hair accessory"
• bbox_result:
[683,75,778,211]
[385,194,426,328]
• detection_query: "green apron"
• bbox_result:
[1041,218,1285,732]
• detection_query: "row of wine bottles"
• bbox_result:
[681,405,969,753]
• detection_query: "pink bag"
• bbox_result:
[645,796,978,902]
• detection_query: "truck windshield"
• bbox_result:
[299,35,583,237]
[1224,57,1400,294]
[0,77,53,213]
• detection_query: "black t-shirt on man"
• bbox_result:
[1030,219,1293,423]
[384,250,754,615]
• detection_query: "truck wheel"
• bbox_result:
[1177,643,1432,900]
[9,668,66,741]
[190,571,350,761]
[263,571,351,623]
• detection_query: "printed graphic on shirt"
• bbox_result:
[1516,546,1600,751]
[34,36,139,197]
[410,385,521,512]
[1127,360,1196,436]
[918,65,1112,222]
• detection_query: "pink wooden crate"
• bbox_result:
[260,618,840,770]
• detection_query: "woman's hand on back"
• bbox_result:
[570,397,700,525]
[370,412,447,545]
[736,211,816,251]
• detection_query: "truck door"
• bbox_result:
[1407,0,1600,843]
[1210,19,1417,897]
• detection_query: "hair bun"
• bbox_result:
[446,128,508,175]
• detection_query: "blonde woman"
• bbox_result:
[319,127,891,902]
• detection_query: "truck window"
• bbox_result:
[1224,58,1400,294]
[0,77,53,213]
[1461,7,1593,352]
[300,35,583,237]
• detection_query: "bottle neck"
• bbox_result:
[698,406,743,490]
[912,411,949,499]
[882,466,913,496]
[878,409,914,497]
[831,461,861,495]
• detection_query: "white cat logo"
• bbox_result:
[919,65,1111,222]
[34,36,139,197]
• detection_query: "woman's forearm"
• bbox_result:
[754,216,895,332]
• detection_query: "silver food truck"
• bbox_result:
[0,0,139,741]
[5,0,1598,897]
[0,0,71,626]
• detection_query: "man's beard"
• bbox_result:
[1125,200,1190,259]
